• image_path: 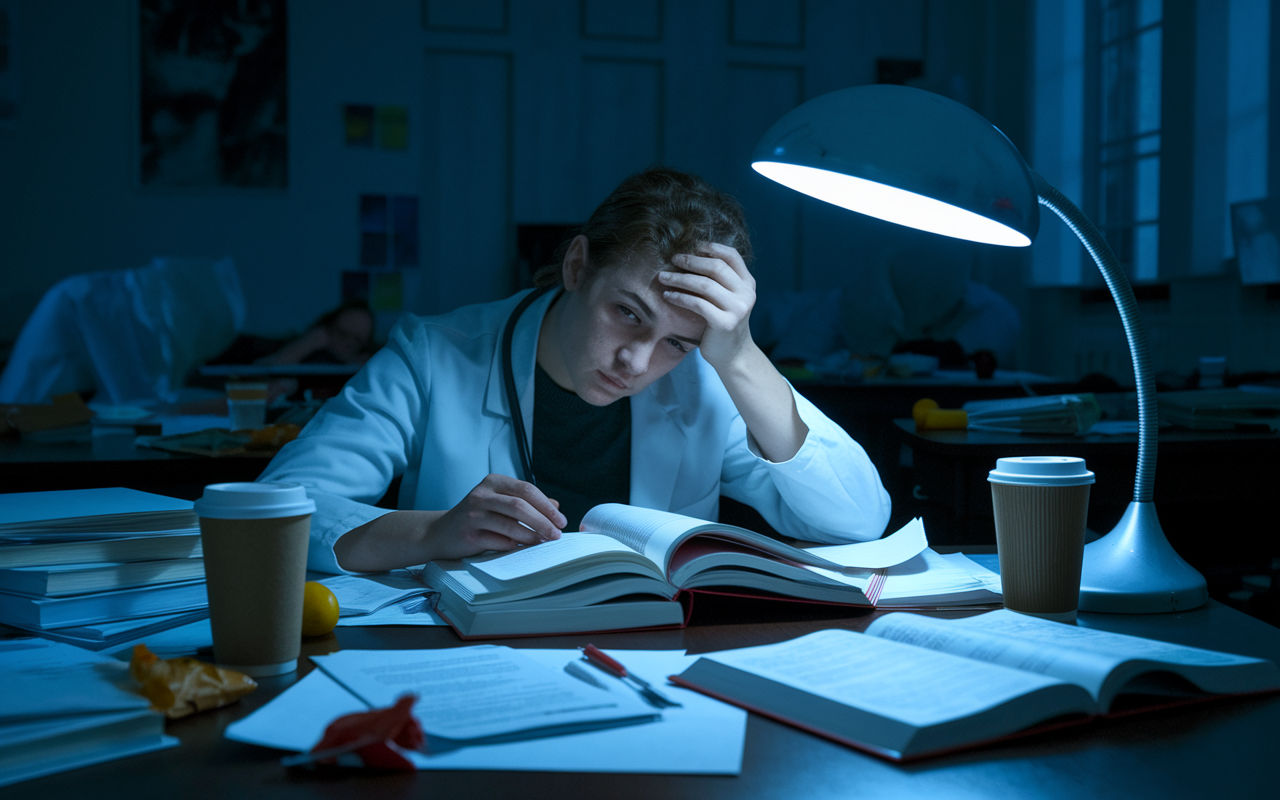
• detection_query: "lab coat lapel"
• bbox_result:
[629,368,688,513]
[483,289,558,477]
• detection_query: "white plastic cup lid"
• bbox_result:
[988,456,1095,487]
[194,482,316,519]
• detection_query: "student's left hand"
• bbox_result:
[658,242,757,370]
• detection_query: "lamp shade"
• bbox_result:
[752,85,1040,247]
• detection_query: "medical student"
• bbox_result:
[257,167,891,574]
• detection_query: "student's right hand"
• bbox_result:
[333,474,565,572]
[425,474,566,561]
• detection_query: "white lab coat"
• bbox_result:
[258,289,891,573]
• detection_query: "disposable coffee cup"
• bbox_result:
[988,456,1095,623]
[194,482,316,677]
[226,380,269,430]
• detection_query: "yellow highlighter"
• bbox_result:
[912,398,968,431]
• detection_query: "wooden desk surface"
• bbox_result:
[7,599,1277,799]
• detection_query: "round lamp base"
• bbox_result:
[1078,501,1208,614]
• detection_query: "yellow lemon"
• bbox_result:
[301,581,340,638]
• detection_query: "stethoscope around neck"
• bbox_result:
[501,285,554,487]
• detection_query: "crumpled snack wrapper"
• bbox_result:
[130,643,257,719]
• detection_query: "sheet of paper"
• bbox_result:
[334,596,445,626]
[310,646,657,742]
[874,548,996,602]
[805,517,929,569]
[225,649,745,774]
[316,570,432,616]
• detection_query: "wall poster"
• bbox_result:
[138,0,287,189]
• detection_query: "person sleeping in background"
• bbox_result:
[197,300,377,402]
[208,300,377,368]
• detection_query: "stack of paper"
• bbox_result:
[0,638,177,787]
[0,489,207,649]
[962,394,1102,435]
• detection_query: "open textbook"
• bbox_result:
[669,610,1280,762]
[423,504,930,637]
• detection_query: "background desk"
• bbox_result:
[0,430,267,500]
[796,373,1072,534]
[4,599,1277,799]
[893,419,1280,622]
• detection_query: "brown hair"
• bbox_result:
[533,167,753,288]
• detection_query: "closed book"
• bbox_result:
[0,579,208,629]
[0,559,205,597]
[1,610,210,651]
[0,639,176,787]
[0,535,202,570]
[0,487,197,541]
[670,610,1280,762]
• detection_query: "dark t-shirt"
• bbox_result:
[531,365,631,532]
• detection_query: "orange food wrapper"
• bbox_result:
[246,423,301,450]
[129,643,257,719]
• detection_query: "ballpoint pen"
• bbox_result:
[580,644,682,709]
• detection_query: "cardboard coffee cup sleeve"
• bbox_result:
[129,643,258,719]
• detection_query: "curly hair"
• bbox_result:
[533,167,753,288]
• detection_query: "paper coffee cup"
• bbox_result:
[194,482,316,677]
[989,457,1094,623]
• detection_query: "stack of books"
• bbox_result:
[0,637,177,787]
[0,488,209,650]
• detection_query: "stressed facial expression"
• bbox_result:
[547,256,706,406]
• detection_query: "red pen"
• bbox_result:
[580,644,682,708]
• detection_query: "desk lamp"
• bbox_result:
[752,85,1206,613]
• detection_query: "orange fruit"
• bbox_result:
[301,581,340,637]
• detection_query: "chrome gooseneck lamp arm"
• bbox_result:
[1033,174,1206,612]
[752,84,1207,613]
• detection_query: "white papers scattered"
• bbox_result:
[806,517,929,569]
[334,596,444,627]
[225,648,745,774]
[875,548,1003,608]
[311,646,658,744]
[316,570,432,617]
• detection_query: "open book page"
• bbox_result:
[805,518,929,569]
[463,533,652,583]
[870,610,1279,710]
[580,504,710,570]
[311,646,658,743]
[700,628,1083,728]
[580,504,894,575]
[867,612,1125,703]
